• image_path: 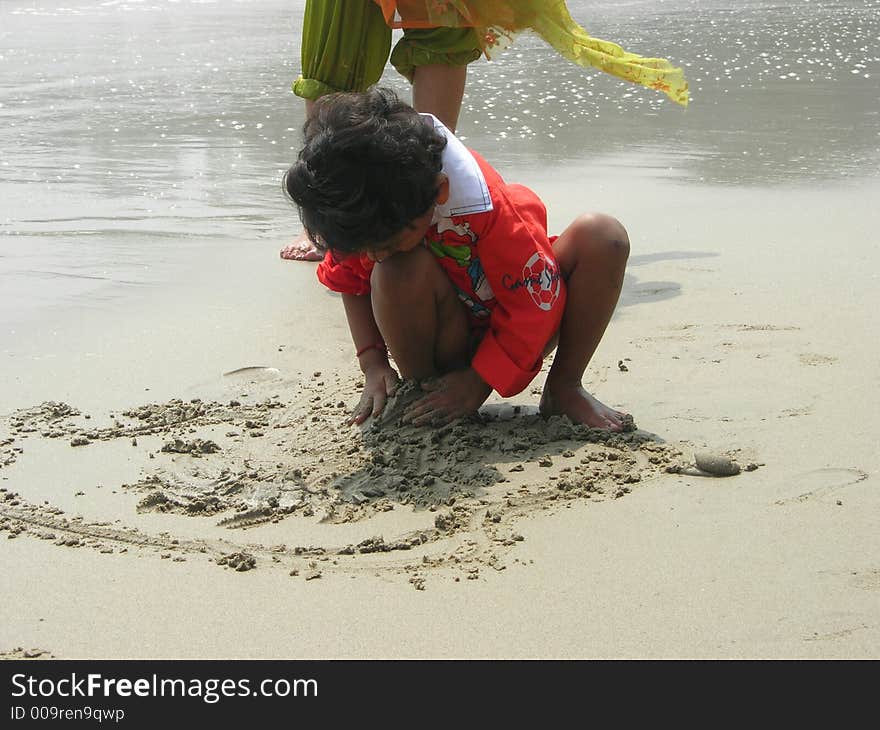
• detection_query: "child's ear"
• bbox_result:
[435,174,450,205]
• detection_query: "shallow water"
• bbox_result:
[0,0,878,331]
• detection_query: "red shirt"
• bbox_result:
[316,151,566,397]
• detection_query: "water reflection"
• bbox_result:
[0,0,875,220]
[457,0,880,184]
[0,0,877,319]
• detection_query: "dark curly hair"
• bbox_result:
[283,87,448,254]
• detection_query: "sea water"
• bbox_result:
[0,0,878,333]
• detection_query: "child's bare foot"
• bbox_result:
[280,233,322,261]
[539,381,628,431]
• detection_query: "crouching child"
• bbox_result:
[284,87,631,431]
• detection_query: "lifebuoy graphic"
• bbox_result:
[521,252,561,311]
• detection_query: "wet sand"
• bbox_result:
[2,171,879,658]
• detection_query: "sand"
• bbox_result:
[1,171,879,659]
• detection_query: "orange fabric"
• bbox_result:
[373,0,518,31]
[370,0,689,105]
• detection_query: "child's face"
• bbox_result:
[366,206,435,263]
[365,175,449,264]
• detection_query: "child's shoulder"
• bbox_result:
[464,149,547,224]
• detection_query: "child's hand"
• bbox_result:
[347,363,400,426]
[403,368,492,427]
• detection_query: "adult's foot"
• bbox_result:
[539,381,628,431]
[280,233,322,262]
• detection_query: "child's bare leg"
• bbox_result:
[370,246,470,379]
[540,213,630,430]
[412,64,466,132]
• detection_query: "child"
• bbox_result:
[284,87,631,431]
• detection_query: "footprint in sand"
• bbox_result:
[774,467,869,505]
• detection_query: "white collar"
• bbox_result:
[421,113,493,221]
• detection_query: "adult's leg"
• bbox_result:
[412,64,467,132]
[281,97,322,259]
[391,26,481,133]
[370,247,470,380]
[283,0,392,261]
[540,213,631,430]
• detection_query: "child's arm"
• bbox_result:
[342,293,400,425]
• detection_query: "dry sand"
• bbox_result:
[1,170,878,658]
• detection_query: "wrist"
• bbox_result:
[356,341,386,359]
[358,346,389,373]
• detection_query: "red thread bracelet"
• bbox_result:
[356,342,387,358]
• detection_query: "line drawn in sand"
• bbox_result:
[774,468,869,505]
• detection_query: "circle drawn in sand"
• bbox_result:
[0,375,692,588]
